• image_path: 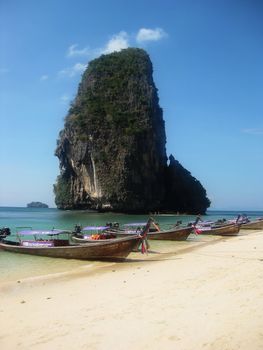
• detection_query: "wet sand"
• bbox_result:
[1,230,263,349]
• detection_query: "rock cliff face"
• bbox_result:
[54,48,210,213]
[163,155,210,214]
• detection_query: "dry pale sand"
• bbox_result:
[1,230,263,350]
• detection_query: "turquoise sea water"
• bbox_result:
[0,207,262,284]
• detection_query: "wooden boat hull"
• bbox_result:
[241,220,263,230]
[0,236,142,261]
[147,226,192,241]
[110,226,192,241]
[71,235,142,252]
[197,224,240,236]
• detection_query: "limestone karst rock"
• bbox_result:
[54,48,210,213]
[163,155,210,214]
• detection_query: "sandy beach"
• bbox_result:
[1,230,263,350]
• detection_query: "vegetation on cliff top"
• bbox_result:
[66,48,154,138]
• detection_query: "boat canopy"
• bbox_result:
[17,229,70,236]
[82,226,109,231]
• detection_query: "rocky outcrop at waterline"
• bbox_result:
[54,48,210,214]
[163,155,210,214]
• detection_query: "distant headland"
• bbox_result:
[27,202,49,208]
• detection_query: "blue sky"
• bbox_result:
[0,0,262,210]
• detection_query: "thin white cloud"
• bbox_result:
[58,62,87,78]
[60,94,70,103]
[59,27,167,78]
[67,44,91,57]
[102,31,129,54]
[40,75,48,81]
[242,128,263,135]
[136,27,167,43]
[0,68,9,74]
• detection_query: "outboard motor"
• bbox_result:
[74,224,82,234]
[72,224,83,239]
[175,220,182,226]
[0,227,11,240]
[113,222,119,229]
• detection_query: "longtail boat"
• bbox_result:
[0,222,151,261]
[71,224,147,252]
[146,224,192,241]
[194,223,240,236]
[146,227,192,240]
[108,221,192,241]
[239,219,263,230]
[230,214,263,230]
